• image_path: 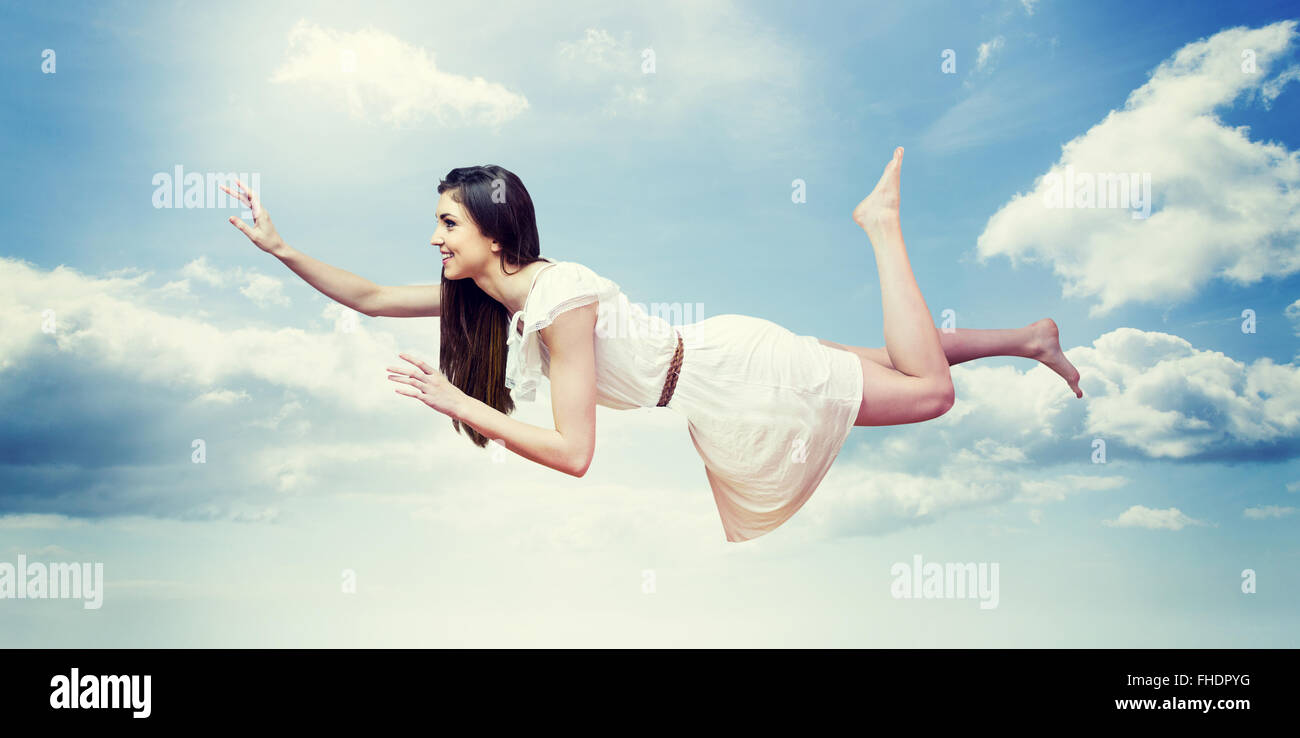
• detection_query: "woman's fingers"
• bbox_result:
[398,353,435,374]
[220,185,251,209]
[236,178,263,211]
[390,356,438,405]
[389,370,423,398]
[387,374,420,388]
[231,179,263,216]
[228,215,253,237]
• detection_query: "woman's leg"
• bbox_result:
[819,318,1084,398]
[846,148,956,427]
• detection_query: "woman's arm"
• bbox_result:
[276,247,440,317]
[221,179,389,317]
[363,283,441,318]
[273,243,387,317]
[443,303,598,477]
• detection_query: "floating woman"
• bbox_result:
[222,147,1083,543]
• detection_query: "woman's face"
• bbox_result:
[432,190,498,279]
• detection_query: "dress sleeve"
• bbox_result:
[504,262,612,403]
[521,262,601,332]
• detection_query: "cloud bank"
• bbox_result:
[976,21,1300,316]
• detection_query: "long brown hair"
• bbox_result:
[437,165,547,447]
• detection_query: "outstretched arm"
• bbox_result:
[274,245,387,317]
[387,303,598,477]
[364,284,441,318]
[221,179,429,318]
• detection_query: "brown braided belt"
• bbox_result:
[656,329,684,407]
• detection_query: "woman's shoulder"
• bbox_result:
[527,259,620,316]
[537,258,618,290]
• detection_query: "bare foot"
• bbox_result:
[852,147,903,233]
[1028,318,1083,398]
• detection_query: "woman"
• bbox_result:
[222,149,1083,543]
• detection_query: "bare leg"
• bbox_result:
[820,318,1084,398]
[845,148,956,426]
[854,148,951,383]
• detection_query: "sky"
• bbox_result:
[1,0,1298,647]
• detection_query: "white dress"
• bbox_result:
[504,259,863,542]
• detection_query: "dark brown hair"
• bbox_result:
[437,165,547,447]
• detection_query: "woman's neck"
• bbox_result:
[486,258,553,316]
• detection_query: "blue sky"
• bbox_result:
[1,0,1298,646]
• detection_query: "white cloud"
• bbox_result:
[558,28,622,70]
[180,255,228,287]
[1073,328,1300,458]
[180,256,290,308]
[194,388,251,405]
[557,28,653,117]
[153,279,191,299]
[775,451,1116,539]
[1104,505,1208,530]
[976,21,1300,316]
[1259,63,1300,108]
[802,466,1014,537]
[954,437,1029,464]
[269,20,529,129]
[976,36,1005,73]
[0,256,410,412]
[1021,0,1039,15]
[1243,505,1295,519]
[1286,298,1300,335]
[239,272,291,308]
[246,399,310,435]
[550,11,814,152]
[0,256,451,521]
[0,514,87,530]
[1014,475,1129,504]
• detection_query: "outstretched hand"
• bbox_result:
[220,178,286,256]
[388,353,467,420]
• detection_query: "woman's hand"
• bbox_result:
[220,178,286,256]
[388,353,468,420]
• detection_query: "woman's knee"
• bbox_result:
[930,380,955,418]
[910,378,955,423]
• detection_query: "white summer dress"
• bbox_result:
[504,259,863,542]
